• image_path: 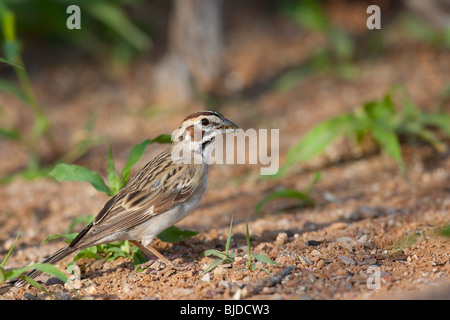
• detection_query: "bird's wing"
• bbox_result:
[72,150,203,247]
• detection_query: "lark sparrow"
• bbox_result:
[12,111,239,288]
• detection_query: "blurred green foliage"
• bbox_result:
[276,0,357,91]
[272,86,450,179]
[0,0,151,64]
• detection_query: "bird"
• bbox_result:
[10,110,239,288]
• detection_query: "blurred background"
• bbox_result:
[0,0,450,300]
[0,0,449,179]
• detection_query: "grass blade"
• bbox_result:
[253,253,279,265]
[157,226,198,243]
[255,189,313,214]
[1,232,19,268]
[107,146,120,194]
[204,258,224,273]
[225,216,233,254]
[119,139,152,187]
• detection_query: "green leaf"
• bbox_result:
[255,189,314,214]
[42,233,78,244]
[246,217,253,270]
[225,216,233,255]
[276,113,358,178]
[84,1,151,52]
[0,56,23,69]
[284,0,330,32]
[107,146,120,194]
[0,79,29,103]
[0,126,21,140]
[157,226,198,243]
[253,253,279,265]
[1,232,19,268]
[66,215,94,233]
[6,263,68,284]
[119,139,151,188]
[151,134,172,144]
[50,163,111,195]
[73,247,101,262]
[204,258,224,273]
[203,249,229,260]
[422,112,450,136]
[19,275,54,299]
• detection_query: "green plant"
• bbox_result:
[47,135,198,268]
[401,12,450,49]
[276,0,357,91]
[1,0,151,66]
[203,217,279,273]
[0,4,54,175]
[272,86,450,179]
[0,233,70,298]
[0,4,103,182]
[203,217,236,273]
[256,171,321,213]
[244,218,279,274]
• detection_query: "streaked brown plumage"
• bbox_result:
[9,111,238,289]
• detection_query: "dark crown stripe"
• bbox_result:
[183,111,222,122]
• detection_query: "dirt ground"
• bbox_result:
[0,1,449,300]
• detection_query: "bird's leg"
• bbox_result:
[130,240,171,265]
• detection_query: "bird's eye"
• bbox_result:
[201,118,210,126]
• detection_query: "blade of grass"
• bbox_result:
[1,232,19,267]
[225,216,233,255]
[255,189,314,214]
[204,258,224,273]
[107,146,120,194]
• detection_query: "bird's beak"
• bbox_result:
[218,118,239,132]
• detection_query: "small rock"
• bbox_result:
[85,285,97,295]
[316,260,325,269]
[173,288,194,296]
[339,255,355,265]
[65,275,82,290]
[90,259,105,270]
[336,236,353,243]
[306,240,322,246]
[298,256,312,266]
[24,293,37,300]
[201,273,210,282]
[275,232,288,246]
[328,222,348,231]
[346,206,381,221]
[234,270,245,280]
[219,280,232,289]
[54,291,72,300]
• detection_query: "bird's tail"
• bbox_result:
[12,245,78,288]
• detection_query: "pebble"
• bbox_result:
[339,256,355,265]
[90,259,105,270]
[336,237,353,243]
[201,273,210,282]
[172,288,194,296]
[306,240,322,246]
[346,206,381,221]
[316,260,325,269]
[275,232,288,246]
[219,280,232,289]
[328,222,348,231]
